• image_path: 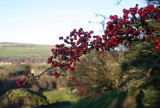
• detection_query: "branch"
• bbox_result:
[35,66,53,78]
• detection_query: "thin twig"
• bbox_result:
[35,66,53,78]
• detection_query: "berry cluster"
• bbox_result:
[54,72,60,78]
[16,72,28,86]
[155,39,160,50]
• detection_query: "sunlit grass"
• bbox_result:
[0,42,53,57]
[42,88,81,104]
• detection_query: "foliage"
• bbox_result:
[0,88,48,108]
[66,49,123,98]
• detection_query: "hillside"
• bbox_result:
[0,42,54,57]
[0,42,55,64]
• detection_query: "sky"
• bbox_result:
[0,0,147,45]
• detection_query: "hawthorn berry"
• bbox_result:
[59,36,63,40]
[23,72,28,76]
[110,15,114,19]
[75,82,78,86]
[22,82,26,86]
[73,63,76,66]
[81,88,84,91]
[150,5,154,9]
[123,9,127,13]
[154,39,159,44]
[69,67,73,70]
[107,21,112,26]
[22,78,25,82]
[156,46,160,50]
[150,34,153,38]
[154,8,158,12]
[70,78,73,81]
[101,54,105,57]
[123,14,128,19]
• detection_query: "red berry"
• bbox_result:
[57,74,60,77]
[123,14,128,19]
[107,21,112,26]
[155,39,160,44]
[112,36,116,40]
[125,20,129,24]
[156,46,160,50]
[66,65,69,69]
[54,72,57,75]
[66,36,69,39]
[151,5,154,10]
[138,10,142,14]
[114,15,118,19]
[131,12,135,16]
[110,15,114,19]
[112,46,115,49]
[69,67,72,70]
[118,25,122,28]
[22,78,25,82]
[75,82,78,86]
[101,54,104,57]
[154,8,158,12]
[23,72,28,76]
[22,82,26,86]
[70,78,73,81]
[141,14,145,18]
[150,11,154,15]
[154,15,159,19]
[55,75,58,78]
[73,63,76,66]
[90,30,94,34]
[81,88,84,91]
[150,34,153,38]
[123,9,127,13]
[144,7,148,12]
[125,40,128,43]
[59,37,63,40]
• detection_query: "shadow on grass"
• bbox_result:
[136,90,145,108]
[65,90,127,108]
[114,91,127,108]
[27,89,47,100]
[35,101,72,108]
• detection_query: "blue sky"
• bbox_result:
[0,0,147,45]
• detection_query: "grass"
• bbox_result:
[66,90,128,108]
[0,42,53,57]
[36,89,133,108]
[0,88,48,108]
[41,88,81,104]
[0,88,81,108]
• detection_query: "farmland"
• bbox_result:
[0,42,54,57]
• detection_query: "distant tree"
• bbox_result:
[145,0,160,6]
[116,0,160,6]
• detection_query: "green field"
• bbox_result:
[0,42,54,57]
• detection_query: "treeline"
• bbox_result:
[0,56,49,64]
